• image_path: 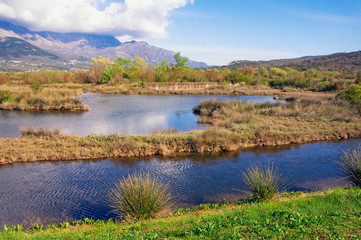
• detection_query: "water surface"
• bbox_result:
[0,139,359,227]
[0,93,278,138]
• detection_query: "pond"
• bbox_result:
[0,93,279,138]
[0,139,359,227]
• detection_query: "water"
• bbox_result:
[0,94,359,227]
[0,139,359,227]
[0,93,279,138]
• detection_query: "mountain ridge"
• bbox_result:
[0,21,208,70]
[224,51,361,73]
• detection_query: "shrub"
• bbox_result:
[242,164,286,201]
[30,81,43,93]
[0,75,6,85]
[341,85,361,112]
[339,146,361,187]
[110,171,173,220]
[0,90,11,103]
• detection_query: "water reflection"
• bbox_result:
[0,93,279,138]
[0,139,359,227]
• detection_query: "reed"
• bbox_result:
[21,126,61,138]
[242,164,286,201]
[110,171,173,220]
[339,146,361,187]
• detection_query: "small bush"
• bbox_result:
[340,85,361,112]
[242,164,286,201]
[339,146,361,187]
[110,171,173,220]
[30,81,44,93]
[0,90,11,103]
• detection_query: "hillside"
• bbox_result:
[226,51,361,73]
[0,37,58,59]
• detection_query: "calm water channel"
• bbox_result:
[0,93,279,138]
[0,94,359,228]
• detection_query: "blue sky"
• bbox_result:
[0,0,360,65]
[148,0,361,65]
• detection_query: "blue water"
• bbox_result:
[0,93,279,138]
[0,139,359,227]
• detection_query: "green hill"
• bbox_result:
[226,51,361,73]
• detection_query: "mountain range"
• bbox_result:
[0,21,207,71]
[224,51,361,73]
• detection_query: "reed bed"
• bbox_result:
[0,85,88,111]
[0,96,360,164]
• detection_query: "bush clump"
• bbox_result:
[110,171,173,220]
[242,164,286,201]
[0,90,11,103]
[339,146,361,187]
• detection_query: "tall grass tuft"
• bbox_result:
[339,146,361,187]
[242,164,286,201]
[110,171,173,220]
[21,126,61,138]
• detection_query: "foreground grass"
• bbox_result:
[1,188,361,239]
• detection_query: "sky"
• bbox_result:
[0,0,360,65]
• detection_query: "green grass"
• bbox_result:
[1,188,361,239]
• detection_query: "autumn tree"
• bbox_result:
[90,56,113,82]
[132,56,148,70]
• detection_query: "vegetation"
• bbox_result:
[110,171,173,220]
[242,164,286,201]
[339,84,361,112]
[1,95,360,164]
[1,188,361,239]
[0,85,88,111]
[339,146,361,187]
[0,53,359,92]
[226,51,361,73]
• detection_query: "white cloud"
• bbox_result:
[0,0,193,39]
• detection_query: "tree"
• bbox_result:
[132,56,148,70]
[173,52,188,70]
[90,56,113,81]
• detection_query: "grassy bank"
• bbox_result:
[1,96,360,164]
[1,187,360,239]
[0,84,88,111]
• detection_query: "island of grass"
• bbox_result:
[0,93,360,164]
[1,187,360,239]
[0,84,89,111]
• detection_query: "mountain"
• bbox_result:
[0,21,207,70]
[0,37,58,59]
[225,51,361,73]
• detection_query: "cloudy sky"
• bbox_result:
[0,0,360,65]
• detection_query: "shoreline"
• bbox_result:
[0,127,360,165]
[1,187,360,238]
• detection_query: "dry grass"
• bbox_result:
[0,87,359,164]
[0,85,88,111]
